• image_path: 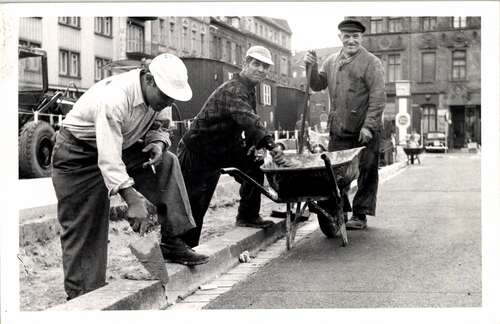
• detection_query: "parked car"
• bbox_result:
[424,131,448,153]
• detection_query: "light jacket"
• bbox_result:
[62,69,170,195]
[309,46,386,138]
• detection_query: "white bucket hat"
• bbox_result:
[148,53,192,102]
[246,45,274,66]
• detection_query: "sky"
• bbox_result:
[283,16,344,53]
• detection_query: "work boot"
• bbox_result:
[346,214,367,230]
[160,237,209,266]
[236,215,274,228]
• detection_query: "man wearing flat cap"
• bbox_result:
[304,18,386,230]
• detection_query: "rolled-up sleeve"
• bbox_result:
[144,120,171,148]
[94,90,134,196]
[362,57,386,132]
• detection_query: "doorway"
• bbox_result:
[450,106,465,149]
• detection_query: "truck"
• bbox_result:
[18,46,76,178]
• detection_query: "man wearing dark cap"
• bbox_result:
[304,19,386,230]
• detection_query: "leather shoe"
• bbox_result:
[346,214,367,230]
[160,237,209,266]
[236,215,274,228]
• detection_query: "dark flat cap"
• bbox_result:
[338,19,366,33]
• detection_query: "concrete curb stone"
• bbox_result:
[48,219,287,310]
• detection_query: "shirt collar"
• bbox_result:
[130,69,146,108]
[236,73,257,91]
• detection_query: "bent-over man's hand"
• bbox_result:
[358,127,373,145]
[120,187,157,235]
[142,142,164,168]
[269,145,287,166]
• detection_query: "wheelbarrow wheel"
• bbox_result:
[317,213,337,238]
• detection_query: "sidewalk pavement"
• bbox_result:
[20,160,407,310]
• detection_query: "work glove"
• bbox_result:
[303,50,317,66]
[120,187,158,236]
[358,127,373,145]
[142,141,165,169]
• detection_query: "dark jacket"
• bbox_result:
[180,73,273,165]
[309,46,386,138]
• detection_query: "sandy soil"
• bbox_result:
[18,200,243,311]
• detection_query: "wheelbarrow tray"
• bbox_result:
[403,147,424,155]
[261,147,364,202]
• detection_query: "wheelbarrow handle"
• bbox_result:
[220,167,279,202]
[320,154,342,202]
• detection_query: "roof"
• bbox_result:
[260,17,292,34]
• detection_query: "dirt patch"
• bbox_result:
[18,197,276,311]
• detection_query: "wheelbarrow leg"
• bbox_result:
[285,202,293,250]
[286,202,309,250]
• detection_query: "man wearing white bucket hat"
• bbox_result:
[52,53,208,300]
[177,45,286,247]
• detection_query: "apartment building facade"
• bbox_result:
[19,15,292,94]
[347,16,481,148]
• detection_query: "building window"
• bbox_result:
[95,57,111,81]
[159,19,167,45]
[169,21,177,48]
[422,105,437,134]
[451,50,466,80]
[226,40,232,63]
[370,17,384,33]
[453,16,467,28]
[261,83,272,106]
[421,17,437,31]
[235,44,242,66]
[182,26,189,52]
[95,17,112,37]
[421,52,436,82]
[388,18,403,33]
[231,17,240,29]
[58,17,80,28]
[191,30,197,54]
[211,35,222,60]
[200,33,205,56]
[127,21,144,53]
[59,49,80,78]
[387,54,401,82]
[280,57,288,76]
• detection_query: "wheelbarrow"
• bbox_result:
[221,147,364,250]
[403,147,424,164]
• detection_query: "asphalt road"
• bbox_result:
[205,153,481,309]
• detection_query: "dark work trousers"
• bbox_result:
[324,131,380,217]
[51,128,196,300]
[177,140,264,247]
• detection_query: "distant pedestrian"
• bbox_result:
[177,45,286,247]
[304,19,386,230]
[52,53,208,300]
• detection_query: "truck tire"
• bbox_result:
[19,121,55,178]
